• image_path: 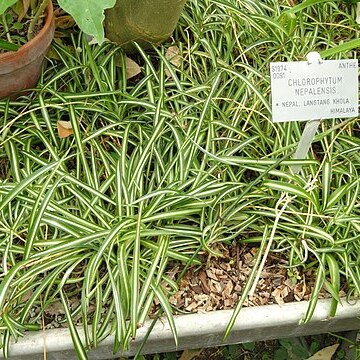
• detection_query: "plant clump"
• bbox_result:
[0,0,359,357]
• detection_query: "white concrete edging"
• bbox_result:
[3,298,360,359]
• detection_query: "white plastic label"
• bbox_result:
[270,59,358,122]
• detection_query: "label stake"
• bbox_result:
[291,52,322,174]
[270,52,358,172]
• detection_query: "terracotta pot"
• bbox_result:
[0,2,55,99]
[105,0,187,53]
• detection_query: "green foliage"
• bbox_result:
[320,39,360,57]
[242,342,256,352]
[279,338,310,359]
[57,0,117,44]
[0,38,19,51]
[0,0,18,16]
[279,0,360,55]
[0,0,117,47]
[0,0,360,357]
[141,332,355,359]
[274,347,288,360]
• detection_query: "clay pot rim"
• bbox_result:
[0,1,54,63]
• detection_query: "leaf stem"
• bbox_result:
[27,0,49,41]
[2,13,12,43]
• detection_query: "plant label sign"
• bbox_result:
[270,58,358,122]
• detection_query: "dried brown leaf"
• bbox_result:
[57,121,73,138]
[21,289,33,303]
[12,0,30,21]
[223,280,234,298]
[179,349,203,360]
[185,302,198,312]
[215,282,222,294]
[125,57,141,79]
[307,344,339,360]
[45,301,65,316]
[190,284,202,294]
[165,45,181,77]
[206,269,218,281]
[272,288,284,305]
[165,46,181,66]
[55,15,76,29]
[199,271,210,294]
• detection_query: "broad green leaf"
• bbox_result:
[0,39,20,52]
[286,0,332,14]
[0,0,17,15]
[57,0,116,44]
[320,39,360,58]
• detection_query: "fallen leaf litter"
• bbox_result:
[162,242,337,314]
